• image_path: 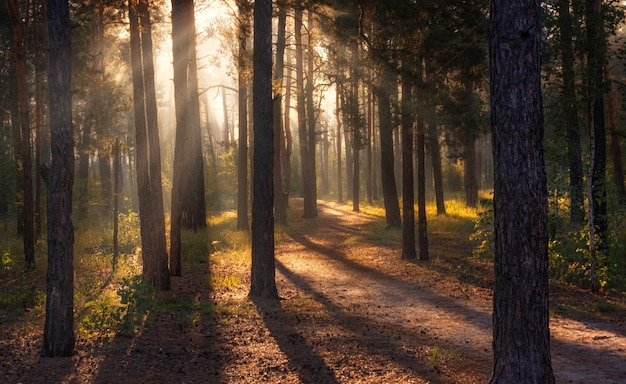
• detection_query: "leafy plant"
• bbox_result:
[0,284,44,310]
[82,274,155,337]
[470,198,494,259]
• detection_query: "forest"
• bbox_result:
[1,0,626,382]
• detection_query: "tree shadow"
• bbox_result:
[250,295,340,384]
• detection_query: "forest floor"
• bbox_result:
[2,199,626,383]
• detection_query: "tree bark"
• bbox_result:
[586,0,608,263]
[401,79,415,260]
[129,0,169,290]
[274,1,288,225]
[42,0,75,357]
[170,0,191,275]
[295,7,316,218]
[249,0,278,299]
[489,0,554,381]
[557,0,585,224]
[305,10,318,217]
[375,74,401,228]
[336,87,343,203]
[182,0,207,230]
[8,0,35,270]
[235,0,252,230]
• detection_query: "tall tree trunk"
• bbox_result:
[401,79,415,260]
[463,79,478,208]
[235,0,252,230]
[305,9,318,217]
[34,19,44,236]
[375,74,401,228]
[350,42,360,213]
[113,138,120,270]
[296,7,316,218]
[170,0,191,275]
[182,0,207,230]
[336,87,343,203]
[366,86,373,204]
[416,93,429,260]
[42,0,75,357]
[8,0,35,270]
[587,0,608,267]
[558,0,585,224]
[426,107,446,215]
[489,0,554,381]
[129,0,170,290]
[274,1,288,225]
[249,0,278,299]
[605,69,626,205]
[282,46,293,209]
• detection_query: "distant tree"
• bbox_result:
[557,0,585,225]
[170,0,191,276]
[7,0,35,270]
[489,0,554,382]
[274,0,288,225]
[586,0,608,291]
[129,0,170,290]
[235,0,252,230]
[249,0,278,299]
[295,5,317,219]
[401,78,416,260]
[42,0,75,357]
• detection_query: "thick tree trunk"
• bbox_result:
[249,0,278,299]
[401,80,415,260]
[489,0,554,381]
[558,0,585,224]
[366,87,373,204]
[416,99,429,261]
[375,77,401,228]
[42,0,75,357]
[8,0,35,270]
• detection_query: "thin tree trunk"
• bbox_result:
[605,68,626,205]
[336,87,343,203]
[305,9,318,217]
[8,0,35,270]
[587,0,608,264]
[170,0,190,275]
[130,0,169,290]
[375,74,401,228]
[113,138,120,270]
[182,0,207,230]
[235,0,251,230]
[416,92,429,260]
[401,79,415,260]
[558,0,585,224]
[274,1,288,225]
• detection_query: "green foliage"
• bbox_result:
[0,284,44,310]
[82,274,155,337]
[118,209,141,254]
[469,198,494,259]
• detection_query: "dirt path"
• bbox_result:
[3,199,625,383]
[274,200,626,383]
